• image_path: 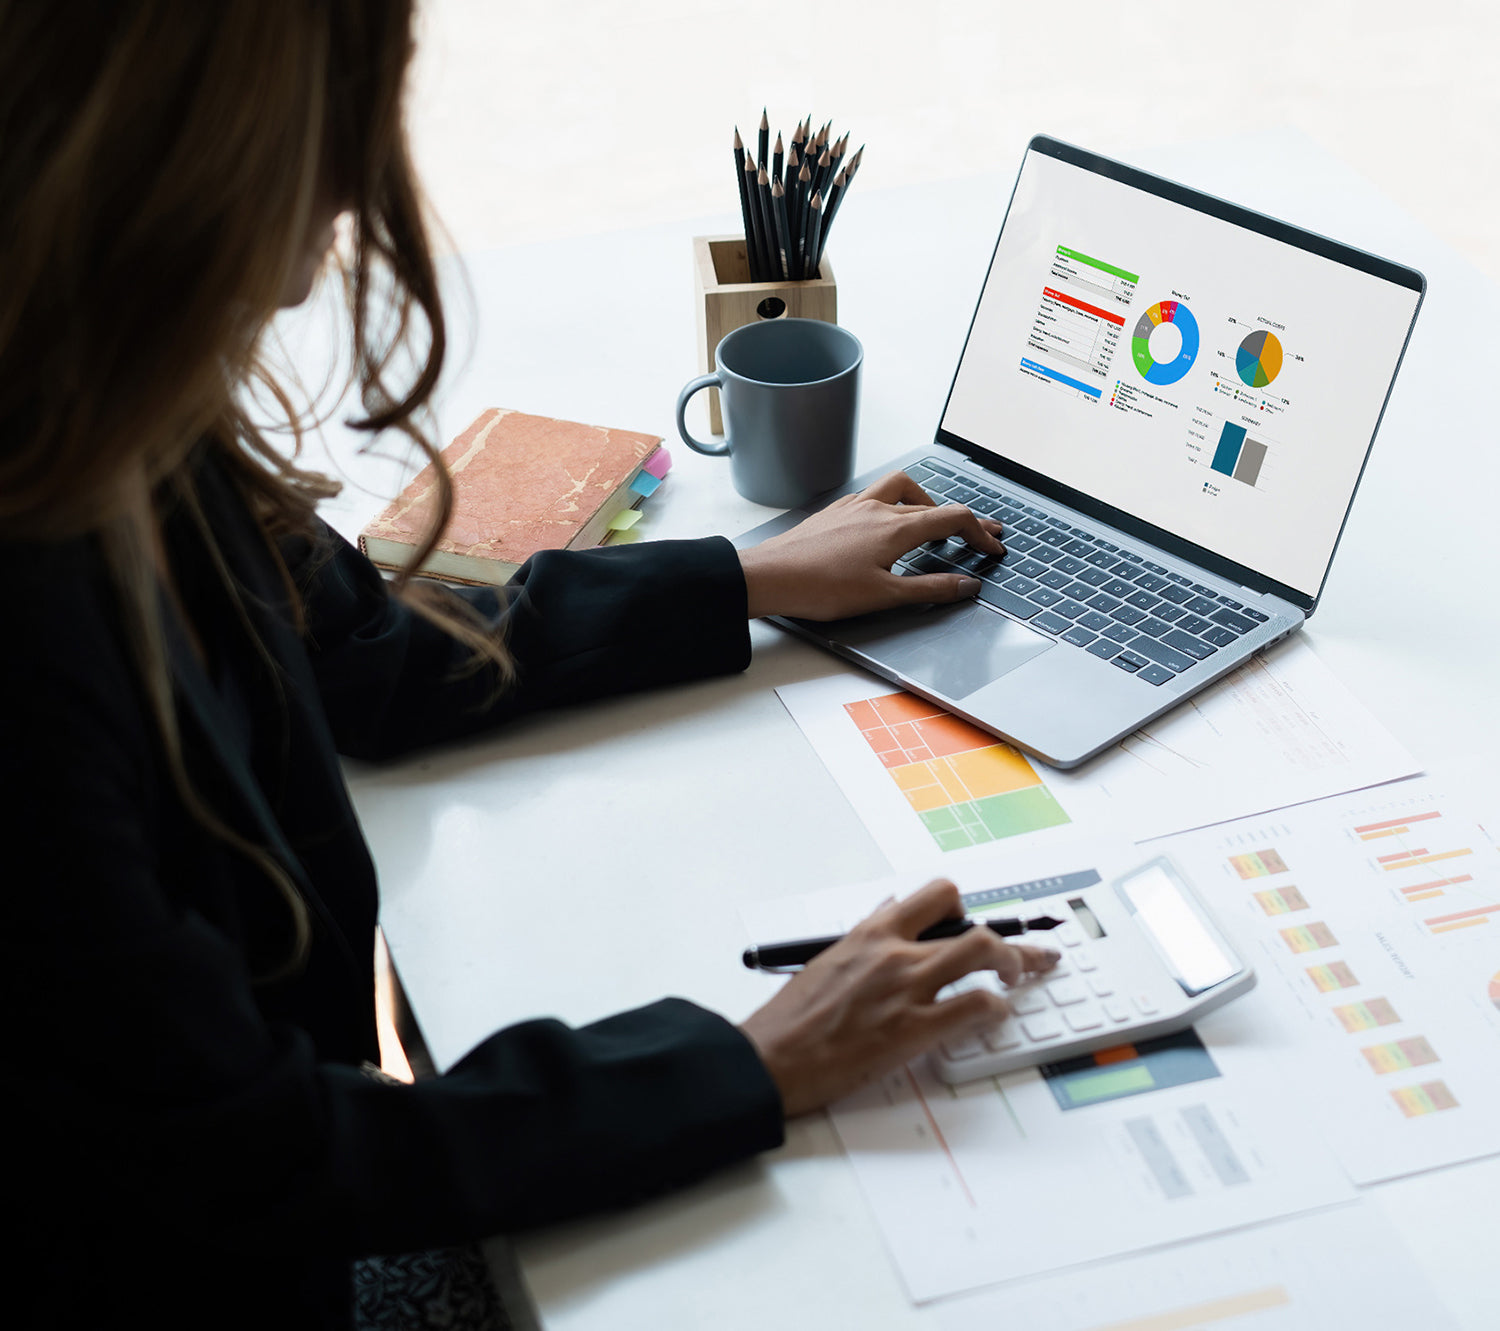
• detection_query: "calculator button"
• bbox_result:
[1133,992,1161,1016]
[1045,979,1088,1007]
[983,1024,1023,1052]
[1088,976,1116,998]
[1046,958,1073,978]
[1020,1014,1065,1042]
[940,1034,984,1060]
[1064,1006,1105,1033]
[1054,925,1083,948]
[1102,999,1131,1023]
[1073,949,1098,972]
[1008,987,1049,1015]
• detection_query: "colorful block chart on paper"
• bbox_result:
[842,692,1070,852]
[1040,1030,1221,1112]
[1391,1081,1459,1118]
[1253,886,1308,915]
[1231,849,1288,878]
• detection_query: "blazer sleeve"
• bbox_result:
[2,554,784,1258]
[294,525,753,760]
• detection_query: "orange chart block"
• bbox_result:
[890,745,1042,812]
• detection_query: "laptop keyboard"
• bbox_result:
[899,458,1269,687]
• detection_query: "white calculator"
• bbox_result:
[932,857,1255,1085]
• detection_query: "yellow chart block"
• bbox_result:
[889,746,1041,813]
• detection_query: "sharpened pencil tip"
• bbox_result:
[760,108,769,127]
[774,132,783,152]
[758,165,769,184]
[734,127,742,148]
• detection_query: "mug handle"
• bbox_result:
[676,373,730,457]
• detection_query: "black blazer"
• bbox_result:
[1,455,783,1329]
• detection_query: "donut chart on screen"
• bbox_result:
[1131,300,1199,386]
[1237,329,1284,387]
[1490,972,1500,1014]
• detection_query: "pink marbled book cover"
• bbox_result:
[359,407,661,577]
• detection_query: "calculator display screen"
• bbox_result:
[1121,864,1238,995]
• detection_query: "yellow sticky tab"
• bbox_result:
[607,508,643,531]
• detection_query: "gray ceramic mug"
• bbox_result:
[676,318,862,508]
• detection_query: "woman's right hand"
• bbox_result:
[738,879,1059,1117]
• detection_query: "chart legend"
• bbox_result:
[844,692,1070,851]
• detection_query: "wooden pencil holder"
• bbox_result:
[693,235,837,435]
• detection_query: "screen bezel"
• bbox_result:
[1114,856,1245,998]
[935,135,1426,615]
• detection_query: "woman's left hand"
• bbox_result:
[737,469,1005,621]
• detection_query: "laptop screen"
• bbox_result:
[939,138,1423,607]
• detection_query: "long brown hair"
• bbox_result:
[0,0,507,974]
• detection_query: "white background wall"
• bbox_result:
[404,0,1500,281]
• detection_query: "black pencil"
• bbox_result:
[733,127,758,279]
[757,107,769,172]
[743,151,768,280]
[757,165,782,281]
[772,132,784,190]
[813,146,834,210]
[816,167,847,271]
[805,190,824,280]
[794,160,813,278]
[784,143,801,265]
[771,178,791,285]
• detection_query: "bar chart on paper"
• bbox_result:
[843,692,1070,851]
[1156,772,1500,1183]
[1348,806,1497,934]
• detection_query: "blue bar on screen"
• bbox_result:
[1019,358,1103,400]
[1212,421,1247,476]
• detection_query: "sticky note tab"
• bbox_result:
[607,507,643,531]
[629,470,661,498]
[642,447,672,480]
[605,526,644,545]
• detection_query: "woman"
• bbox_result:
[0,3,1054,1327]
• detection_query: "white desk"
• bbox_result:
[311,130,1500,1329]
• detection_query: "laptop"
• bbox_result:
[738,135,1425,769]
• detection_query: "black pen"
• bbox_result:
[742,914,1064,970]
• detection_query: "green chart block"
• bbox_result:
[919,786,1071,849]
[973,785,1070,839]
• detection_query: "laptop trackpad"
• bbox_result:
[824,603,1054,700]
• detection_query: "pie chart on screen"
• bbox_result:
[1490,972,1500,1013]
[1236,329,1284,388]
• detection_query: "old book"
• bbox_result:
[358,407,668,587]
